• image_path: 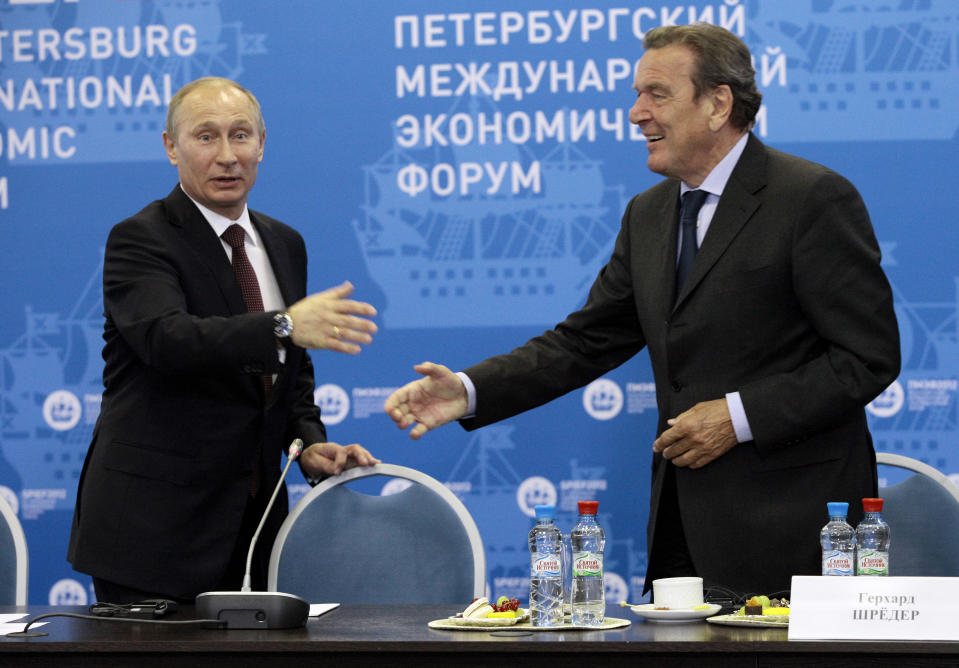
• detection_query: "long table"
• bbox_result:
[2,603,958,667]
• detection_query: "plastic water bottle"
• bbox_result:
[528,504,564,626]
[855,497,890,576]
[570,500,605,625]
[561,532,572,614]
[820,501,855,575]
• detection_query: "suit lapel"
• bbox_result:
[163,186,248,316]
[654,182,683,318]
[251,212,296,307]
[250,212,297,407]
[672,134,767,311]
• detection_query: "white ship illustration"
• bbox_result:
[870,279,959,480]
[1,0,263,165]
[352,108,626,329]
[752,0,959,141]
[0,260,104,506]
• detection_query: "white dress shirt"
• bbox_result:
[183,186,287,365]
[675,133,753,443]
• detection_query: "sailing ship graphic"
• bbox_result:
[352,97,626,329]
[869,279,959,483]
[0,260,104,511]
[354,1,959,328]
[1,0,266,165]
[751,0,959,142]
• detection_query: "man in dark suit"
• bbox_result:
[384,25,900,596]
[68,77,380,603]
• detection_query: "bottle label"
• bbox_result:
[857,550,889,576]
[822,550,854,576]
[572,552,603,577]
[531,553,561,577]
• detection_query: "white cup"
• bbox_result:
[652,576,704,609]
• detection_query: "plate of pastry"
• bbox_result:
[431,596,529,628]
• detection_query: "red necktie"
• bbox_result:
[221,223,269,496]
[222,223,265,313]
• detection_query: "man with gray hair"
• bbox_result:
[385,25,900,596]
[69,77,380,603]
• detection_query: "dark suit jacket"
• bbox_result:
[68,186,326,598]
[461,134,900,594]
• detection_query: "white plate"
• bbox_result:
[441,609,530,627]
[428,615,632,632]
[706,613,789,628]
[629,603,722,623]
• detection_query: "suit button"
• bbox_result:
[671,381,682,392]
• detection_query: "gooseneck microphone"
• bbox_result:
[195,439,310,629]
[241,438,303,593]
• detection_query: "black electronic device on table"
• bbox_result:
[195,439,310,629]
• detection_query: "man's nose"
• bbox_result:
[216,138,237,163]
[629,97,649,125]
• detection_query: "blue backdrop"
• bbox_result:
[0,0,956,605]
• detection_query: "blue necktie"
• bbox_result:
[675,189,709,298]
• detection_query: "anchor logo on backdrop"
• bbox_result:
[381,478,413,496]
[42,390,82,431]
[0,486,18,516]
[583,379,623,421]
[867,380,905,419]
[314,384,350,425]
[516,476,557,517]
[49,579,87,606]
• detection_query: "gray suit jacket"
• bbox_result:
[68,186,326,598]
[461,134,900,594]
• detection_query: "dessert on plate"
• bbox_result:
[738,595,790,616]
[457,596,522,619]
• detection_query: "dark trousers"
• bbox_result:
[94,488,273,604]
[647,463,697,602]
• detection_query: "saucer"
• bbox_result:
[629,603,722,623]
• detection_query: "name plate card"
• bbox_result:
[788,575,959,641]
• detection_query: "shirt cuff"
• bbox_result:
[456,371,477,418]
[725,391,753,443]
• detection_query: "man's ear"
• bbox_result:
[708,84,734,132]
[162,131,177,166]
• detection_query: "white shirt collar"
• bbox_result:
[179,184,258,246]
[680,132,750,199]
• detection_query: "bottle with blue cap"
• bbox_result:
[528,504,564,626]
[820,501,856,576]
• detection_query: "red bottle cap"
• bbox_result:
[577,500,599,514]
[862,498,884,512]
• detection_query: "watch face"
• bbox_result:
[274,313,292,337]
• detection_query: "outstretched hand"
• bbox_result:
[288,281,378,354]
[384,362,468,439]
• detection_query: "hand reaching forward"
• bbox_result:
[300,441,380,478]
[652,398,738,469]
[288,281,378,354]
[384,362,468,439]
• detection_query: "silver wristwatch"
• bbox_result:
[273,311,294,339]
